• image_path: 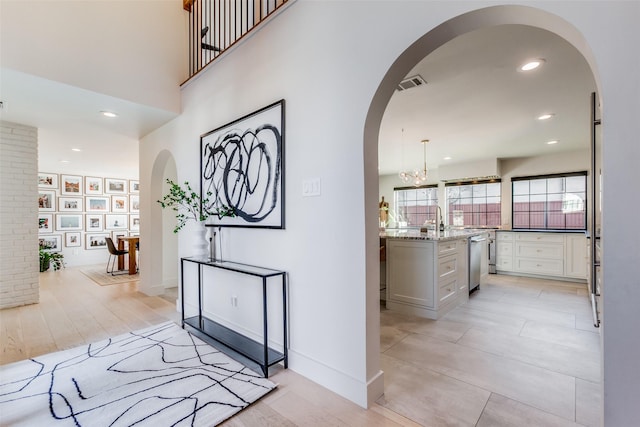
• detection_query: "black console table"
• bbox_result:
[180,257,288,377]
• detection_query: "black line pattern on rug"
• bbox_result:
[0,322,275,426]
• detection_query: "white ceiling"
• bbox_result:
[0,68,177,178]
[378,24,596,176]
[0,24,595,180]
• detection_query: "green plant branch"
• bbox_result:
[157,179,235,233]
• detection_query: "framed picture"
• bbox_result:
[129,195,140,212]
[61,174,83,195]
[38,172,58,189]
[111,231,127,246]
[38,214,53,233]
[111,195,128,212]
[56,214,83,231]
[85,196,110,212]
[39,235,62,253]
[65,232,81,247]
[85,176,103,195]
[200,99,285,229]
[105,214,127,229]
[38,190,56,212]
[86,233,109,250]
[129,214,140,231]
[105,178,127,194]
[58,197,82,212]
[129,180,139,193]
[86,214,104,232]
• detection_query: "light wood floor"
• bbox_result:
[0,267,601,426]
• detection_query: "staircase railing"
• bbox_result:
[184,0,288,80]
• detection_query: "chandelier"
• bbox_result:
[399,138,429,186]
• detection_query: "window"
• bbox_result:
[446,181,501,227]
[393,186,438,227]
[512,172,587,230]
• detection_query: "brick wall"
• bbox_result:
[0,121,39,308]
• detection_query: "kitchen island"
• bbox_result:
[381,228,488,319]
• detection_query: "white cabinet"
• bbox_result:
[565,234,588,279]
[386,237,469,319]
[495,231,588,282]
[496,231,514,271]
[480,232,489,282]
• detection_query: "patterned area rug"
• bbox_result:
[80,267,139,285]
[0,322,276,426]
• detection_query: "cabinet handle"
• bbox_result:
[537,264,542,267]
[537,249,542,253]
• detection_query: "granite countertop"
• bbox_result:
[380,228,489,242]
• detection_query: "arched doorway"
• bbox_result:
[364,3,602,418]
[140,150,178,297]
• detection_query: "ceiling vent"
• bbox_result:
[397,75,427,92]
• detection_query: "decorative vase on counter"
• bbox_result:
[193,221,209,257]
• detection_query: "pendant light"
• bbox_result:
[399,138,429,186]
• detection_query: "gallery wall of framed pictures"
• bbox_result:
[38,172,139,253]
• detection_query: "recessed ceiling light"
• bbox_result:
[546,140,559,145]
[520,59,545,71]
[71,148,82,152]
[100,110,118,118]
[444,156,452,160]
[537,113,555,120]
[60,160,70,163]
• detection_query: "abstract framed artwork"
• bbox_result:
[86,233,108,250]
[58,197,82,212]
[65,232,81,248]
[56,214,83,231]
[61,174,83,196]
[38,214,53,234]
[105,178,127,194]
[38,191,56,212]
[200,99,285,229]
[38,172,58,189]
[129,180,139,193]
[39,235,62,253]
[85,176,103,195]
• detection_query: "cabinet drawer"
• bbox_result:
[438,276,457,306]
[515,258,564,275]
[497,232,514,241]
[498,242,513,255]
[438,255,458,280]
[515,232,564,243]
[515,242,564,260]
[496,257,513,271]
[438,241,458,256]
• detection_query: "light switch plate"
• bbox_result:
[302,178,321,197]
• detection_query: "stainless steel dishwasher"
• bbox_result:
[469,235,486,293]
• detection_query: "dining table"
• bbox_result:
[117,236,139,275]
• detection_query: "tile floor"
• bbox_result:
[378,274,602,427]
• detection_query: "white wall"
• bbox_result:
[140,1,640,423]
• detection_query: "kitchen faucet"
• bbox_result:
[437,206,444,232]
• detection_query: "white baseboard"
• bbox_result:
[287,349,384,409]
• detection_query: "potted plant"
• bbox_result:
[157,179,235,259]
[39,249,65,272]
